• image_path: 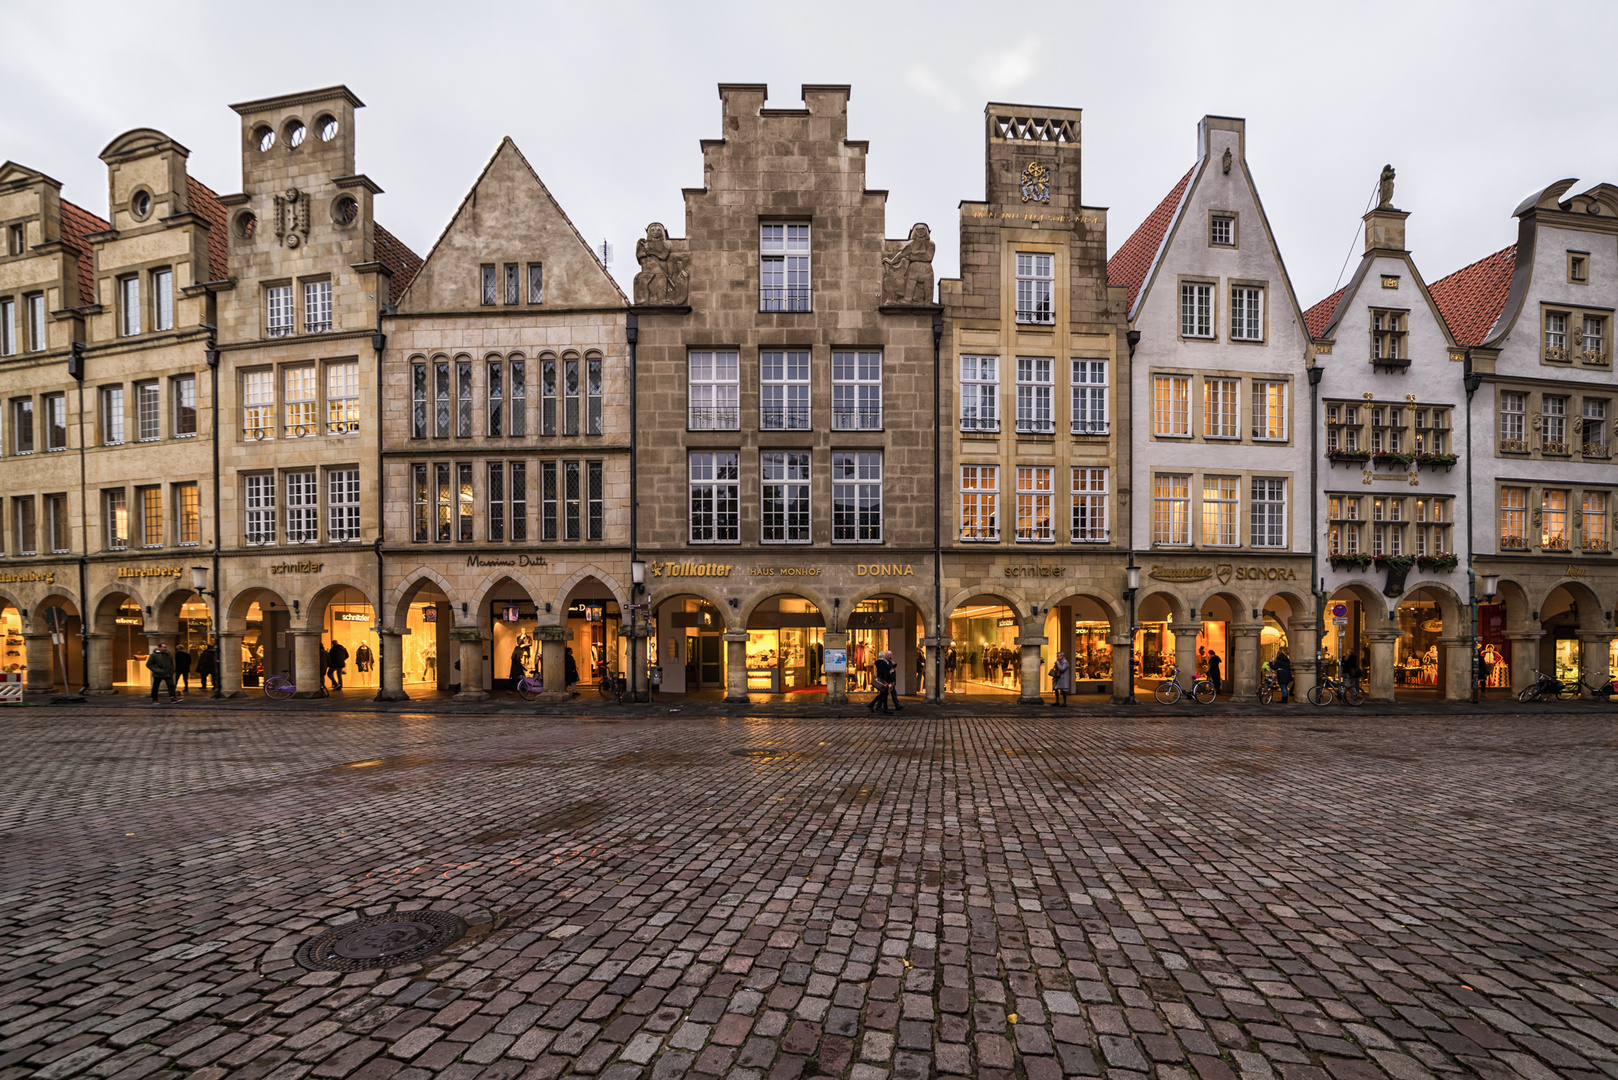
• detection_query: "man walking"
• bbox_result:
[326,639,349,691]
[1274,648,1293,704]
[146,643,178,704]
[1205,650,1222,698]
[174,644,193,693]
[196,643,217,692]
[869,650,903,713]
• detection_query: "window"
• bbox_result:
[173,376,196,437]
[1412,407,1447,454]
[13,497,34,555]
[504,264,519,306]
[1499,487,1526,550]
[511,462,527,541]
[832,452,882,542]
[457,360,473,438]
[528,264,544,304]
[119,276,141,336]
[304,280,332,333]
[329,469,359,542]
[563,357,580,436]
[1543,395,1568,453]
[541,357,558,435]
[833,350,882,430]
[152,269,173,332]
[760,223,810,311]
[564,460,581,540]
[1071,467,1107,542]
[1544,311,1568,360]
[542,461,558,541]
[488,462,504,541]
[26,294,44,352]
[12,398,33,454]
[46,494,68,553]
[1230,286,1263,342]
[324,361,358,435]
[1251,479,1285,548]
[136,381,160,442]
[1203,378,1237,439]
[1542,489,1569,550]
[761,452,811,543]
[1015,466,1053,542]
[102,386,125,445]
[7,224,21,256]
[1570,252,1589,283]
[761,350,811,430]
[138,487,162,548]
[1581,315,1606,364]
[960,465,999,542]
[1414,498,1450,557]
[458,462,474,542]
[104,489,127,551]
[1071,360,1107,435]
[689,452,740,543]
[587,460,604,540]
[1015,357,1053,434]
[587,356,603,436]
[412,464,429,543]
[1584,399,1607,455]
[961,356,999,432]
[286,471,318,543]
[44,393,66,451]
[1371,309,1407,360]
[1500,390,1525,448]
[1252,380,1286,440]
[689,351,739,430]
[266,285,293,337]
[284,365,316,438]
[436,463,452,542]
[1583,492,1609,551]
[1180,282,1213,339]
[1210,215,1234,247]
[1152,475,1190,546]
[434,361,451,438]
[481,265,497,306]
[1015,253,1054,325]
[175,483,200,546]
[487,360,503,437]
[1153,375,1190,436]
[1202,477,1237,546]
[510,359,526,437]
[1,297,13,356]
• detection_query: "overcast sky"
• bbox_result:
[5,1,1616,311]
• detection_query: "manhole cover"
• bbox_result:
[295,911,467,972]
[731,748,789,759]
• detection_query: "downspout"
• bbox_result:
[72,341,87,695]
[1308,361,1324,679]
[626,312,641,702]
[1125,329,1141,705]
[205,335,223,697]
[1464,359,1481,703]
[371,324,388,701]
[931,311,943,703]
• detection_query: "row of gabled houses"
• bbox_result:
[0,84,1611,704]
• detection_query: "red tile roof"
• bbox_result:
[58,199,108,305]
[1430,245,1515,347]
[1106,165,1195,313]
[1303,286,1346,340]
[374,224,423,304]
[186,176,230,282]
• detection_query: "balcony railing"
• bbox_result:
[1583,442,1609,459]
[1544,345,1569,362]
[688,407,739,431]
[1542,439,1570,456]
[1015,304,1055,326]
[1543,534,1570,551]
[832,409,882,431]
[1582,537,1610,552]
[760,406,811,430]
[267,323,295,338]
[1071,530,1109,543]
[1500,534,1528,550]
[1015,418,1055,435]
[960,526,1000,542]
[1581,348,1609,366]
[760,287,811,313]
[1500,438,1529,454]
[960,415,1000,433]
[1071,419,1109,436]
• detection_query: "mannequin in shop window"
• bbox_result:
[356,642,373,675]
[510,635,532,681]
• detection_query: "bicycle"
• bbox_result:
[1307,674,1364,707]
[1518,668,1570,702]
[1154,666,1217,705]
[1572,670,1617,701]
[513,672,546,701]
[1257,669,1279,704]
[597,667,627,703]
[262,672,326,700]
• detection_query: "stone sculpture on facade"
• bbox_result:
[633,222,689,305]
[882,223,935,305]
[1378,164,1396,209]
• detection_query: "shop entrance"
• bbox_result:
[847,595,923,696]
[230,589,290,688]
[746,596,825,695]
[1,602,23,679]
[395,581,451,691]
[565,579,623,687]
[33,599,81,691]
[1539,583,1601,688]
[1394,588,1447,694]
[1038,595,1116,695]
[483,578,539,692]
[652,596,723,694]
[319,587,377,691]
[946,596,1020,694]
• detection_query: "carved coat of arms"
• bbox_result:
[1020,161,1051,204]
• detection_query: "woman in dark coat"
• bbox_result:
[564,647,580,695]
[1273,649,1293,703]
[196,644,217,691]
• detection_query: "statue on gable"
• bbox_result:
[1377,164,1396,209]
[882,223,935,305]
[634,222,689,305]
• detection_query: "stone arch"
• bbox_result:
[738,585,833,631]
[1326,580,1396,631]
[1393,579,1465,631]
[1134,589,1188,625]
[845,581,935,627]
[943,586,1029,623]
[1036,587,1124,627]
[387,566,459,628]
[648,582,730,626]
[302,579,380,632]
[1192,589,1254,627]
[0,589,22,618]
[32,592,81,635]
[556,565,630,614]
[1538,578,1606,632]
[225,584,290,633]
[151,581,209,635]
[90,584,147,634]
[1488,577,1533,634]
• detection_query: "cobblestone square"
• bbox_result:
[1,706,1615,1080]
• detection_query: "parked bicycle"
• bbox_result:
[513,672,546,701]
[262,672,326,700]
[1518,668,1570,702]
[1307,674,1364,707]
[1573,669,1618,701]
[597,666,626,703]
[1154,666,1217,704]
[1257,669,1280,704]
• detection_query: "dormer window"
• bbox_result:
[760,223,811,312]
[130,190,152,221]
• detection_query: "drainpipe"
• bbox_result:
[627,313,643,702]
[1464,361,1482,702]
[371,324,388,700]
[1125,330,1141,703]
[204,335,223,697]
[932,312,943,703]
[70,340,87,694]
[1308,362,1324,678]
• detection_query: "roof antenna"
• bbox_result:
[599,240,613,269]
[1330,177,1381,295]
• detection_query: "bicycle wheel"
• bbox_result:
[1154,680,1181,704]
[263,676,294,701]
[1193,680,1217,704]
[597,674,613,699]
[1307,683,1333,706]
[1343,684,1365,706]
[515,678,540,702]
[1258,685,1273,705]
[1517,684,1539,703]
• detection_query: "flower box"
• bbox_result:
[1326,449,1371,465]
[1415,452,1457,470]
[1371,452,1415,469]
[1329,554,1373,570]
[1415,553,1458,572]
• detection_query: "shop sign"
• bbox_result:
[465,554,549,568]
[567,602,606,622]
[334,612,371,623]
[856,564,914,577]
[1148,565,1212,583]
[115,615,143,625]
[847,612,904,630]
[269,561,324,575]
[500,605,522,623]
[118,566,182,580]
[997,617,1018,628]
[1226,565,1300,582]
[0,570,55,585]
[1003,565,1065,578]
[420,606,438,622]
[650,561,732,578]
[1566,565,1587,578]
[823,648,848,674]
[750,567,823,577]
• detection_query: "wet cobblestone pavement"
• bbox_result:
[1,706,1616,1080]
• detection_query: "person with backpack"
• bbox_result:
[146,643,178,704]
[1274,649,1293,703]
[1050,651,1070,707]
[326,640,349,691]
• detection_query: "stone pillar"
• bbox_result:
[216,632,243,698]
[1109,630,1133,704]
[921,636,945,704]
[722,629,750,703]
[291,631,324,698]
[1505,631,1541,696]
[1169,621,1200,691]
[375,628,410,701]
[452,629,487,701]
[1288,618,1319,700]
[629,620,649,703]
[84,632,115,696]
[1439,635,1472,702]
[1579,633,1613,696]
[823,631,849,705]
[1365,631,1398,702]
[1018,633,1046,704]
[1231,624,1261,699]
[24,633,55,694]
[538,630,566,695]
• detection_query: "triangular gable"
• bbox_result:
[399,137,625,312]
[1106,166,1194,317]
[1429,245,1515,348]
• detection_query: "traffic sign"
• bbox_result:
[1333,618,1348,626]
[1331,603,1348,618]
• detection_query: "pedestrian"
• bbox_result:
[915,650,925,694]
[945,646,958,691]
[1206,650,1222,698]
[326,639,349,691]
[174,644,193,693]
[869,649,902,713]
[510,635,531,682]
[1342,651,1362,697]
[1274,649,1293,703]
[564,647,580,695]
[146,643,178,704]
[196,642,217,692]
[1050,650,1070,706]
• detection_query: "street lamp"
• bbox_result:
[1480,573,1498,600]
[1123,556,1140,705]
[631,559,646,593]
